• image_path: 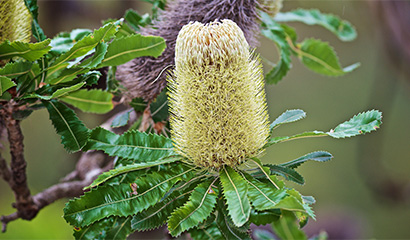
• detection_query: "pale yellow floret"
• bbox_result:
[0,0,32,43]
[168,19,270,169]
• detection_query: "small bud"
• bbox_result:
[168,20,269,169]
[0,0,32,43]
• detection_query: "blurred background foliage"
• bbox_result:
[0,0,409,239]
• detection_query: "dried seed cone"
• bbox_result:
[0,0,32,43]
[168,20,269,169]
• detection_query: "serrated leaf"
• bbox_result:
[248,158,282,189]
[270,109,306,131]
[274,195,306,213]
[272,211,307,240]
[24,82,85,100]
[98,34,166,68]
[23,0,47,41]
[111,109,132,128]
[77,42,108,69]
[86,155,183,189]
[249,209,280,226]
[265,164,305,185]
[220,166,251,227]
[216,197,251,240]
[43,100,89,153]
[76,70,101,86]
[64,164,196,227]
[0,39,51,61]
[168,179,218,237]
[260,12,292,84]
[328,110,382,138]
[0,76,16,95]
[280,151,333,169]
[48,68,89,85]
[189,222,224,240]
[73,216,132,240]
[50,29,92,55]
[84,127,174,162]
[299,38,360,76]
[275,9,357,41]
[49,22,118,70]
[124,9,147,30]
[0,61,32,78]
[131,189,192,231]
[241,172,288,210]
[59,89,113,114]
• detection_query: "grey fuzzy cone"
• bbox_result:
[116,0,261,102]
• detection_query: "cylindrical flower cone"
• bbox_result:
[0,0,32,43]
[168,19,270,169]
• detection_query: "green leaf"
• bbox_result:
[248,158,282,189]
[64,164,196,227]
[48,68,89,85]
[124,9,148,30]
[253,229,276,240]
[84,127,174,162]
[77,42,108,69]
[86,155,183,189]
[265,165,305,185]
[111,109,132,128]
[220,166,251,227]
[260,12,292,84]
[131,189,192,231]
[266,131,327,147]
[73,216,133,240]
[270,109,306,131]
[328,110,382,138]
[273,195,306,213]
[23,0,47,41]
[59,89,113,114]
[249,209,280,226]
[49,22,118,70]
[98,34,166,68]
[216,197,251,240]
[0,61,32,78]
[168,179,219,237]
[50,29,92,55]
[130,97,147,112]
[150,89,168,122]
[299,38,360,76]
[43,100,89,153]
[0,39,51,61]
[241,172,288,210]
[274,9,357,41]
[189,222,224,240]
[76,70,101,86]
[0,76,16,95]
[272,211,307,240]
[280,151,333,169]
[24,82,85,100]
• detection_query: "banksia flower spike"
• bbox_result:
[168,20,270,169]
[117,0,282,102]
[0,0,32,43]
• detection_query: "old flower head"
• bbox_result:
[0,0,32,43]
[168,19,270,169]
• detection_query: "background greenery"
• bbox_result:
[0,0,409,239]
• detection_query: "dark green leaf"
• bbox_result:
[0,39,51,61]
[299,38,360,76]
[43,100,89,153]
[328,110,382,138]
[220,166,251,227]
[216,197,251,240]
[241,172,288,209]
[77,42,108,69]
[260,12,292,84]
[59,89,114,114]
[189,222,224,240]
[280,151,333,169]
[272,211,307,240]
[64,164,196,227]
[0,76,16,95]
[84,127,174,162]
[168,179,219,237]
[23,0,47,41]
[86,155,183,189]
[274,9,357,41]
[124,9,147,30]
[131,189,192,231]
[12,109,33,120]
[24,82,85,100]
[76,70,101,86]
[98,34,166,68]
[249,209,280,226]
[0,61,32,78]
[111,110,132,128]
[130,97,147,112]
[265,165,305,185]
[73,216,132,240]
[150,89,168,122]
[248,158,283,189]
[253,229,276,240]
[48,68,88,85]
[270,109,306,131]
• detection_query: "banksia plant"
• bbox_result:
[0,0,32,43]
[168,20,270,169]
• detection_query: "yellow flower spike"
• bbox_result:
[0,0,32,43]
[168,19,270,169]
